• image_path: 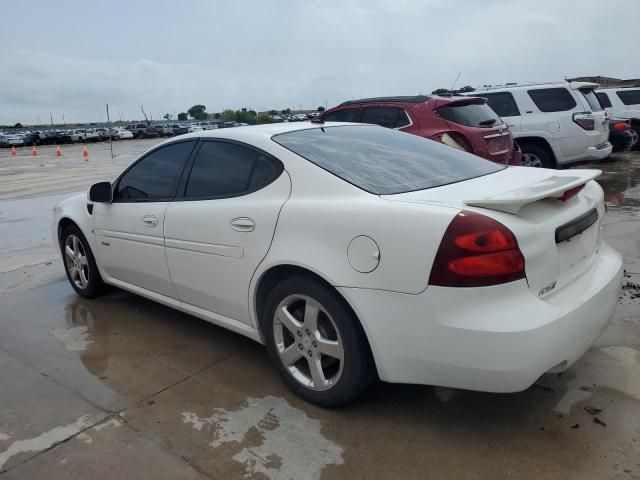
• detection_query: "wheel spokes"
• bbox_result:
[303,301,319,332]
[316,338,343,362]
[277,306,302,335]
[280,343,303,366]
[307,356,327,389]
[65,245,74,260]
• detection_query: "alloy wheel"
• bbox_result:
[273,294,344,391]
[522,152,543,168]
[64,234,90,289]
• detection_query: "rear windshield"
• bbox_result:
[580,89,603,111]
[437,100,502,127]
[616,89,640,106]
[272,125,504,195]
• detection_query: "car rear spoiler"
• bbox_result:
[464,169,601,214]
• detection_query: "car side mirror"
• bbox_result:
[89,182,113,203]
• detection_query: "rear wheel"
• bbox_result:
[61,225,106,299]
[263,275,374,406]
[520,143,554,168]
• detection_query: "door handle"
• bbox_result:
[230,217,255,232]
[142,215,158,227]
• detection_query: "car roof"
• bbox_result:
[340,95,431,106]
[472,81,598,93]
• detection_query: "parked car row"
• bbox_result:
[270,112,319,122]
[316,81,639,168]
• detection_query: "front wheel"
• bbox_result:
[263,275,374,406]
[61,225,106,298]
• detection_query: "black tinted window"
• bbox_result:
[273,125,503,195]
[396,110,411,128]
[322,108,360,122]
[185,142,282,198]
[596,92,612,108]
[480,92,520,117]
[528,88,577,112]
[361,107,403,128]
[580,89,603,111]
[438,100,502,127]
[616,89,640,106]
[115,141,194,201]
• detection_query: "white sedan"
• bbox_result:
[53,122,622,406]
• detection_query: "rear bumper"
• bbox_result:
[559,142,613,164]
[339,243,622,392]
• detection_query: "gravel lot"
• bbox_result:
[0,140,639,480]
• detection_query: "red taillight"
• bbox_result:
[560,184,585,202]
[613,121,630,131]
[429,211,526,287]
[572,113,595,131]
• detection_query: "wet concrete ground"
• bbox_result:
[0,143,639,479]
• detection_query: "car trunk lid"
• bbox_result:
[381,167,605,298]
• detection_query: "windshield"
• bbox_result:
[580,88,604,111]
[273,125,504,195]
[437,100,502,127]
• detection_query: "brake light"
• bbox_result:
[613,121,630,131]
[573,113,595,130]
[560,184,585,202]
[429,211,525,287]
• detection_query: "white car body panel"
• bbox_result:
[52,123,622,393]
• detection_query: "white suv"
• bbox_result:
[470,82,612,168]
[596,86,640,149]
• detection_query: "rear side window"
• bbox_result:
[580,89,603,111]
[616,89,640,106]
[115,141,195,201]
[480,92,520,117]
[437,100,502,127]
[527,88,577,112]
[273,125,503,195]
[184,141,282,198]
[596,92,612,108]
[322,108,361,122]
[361,107,408,128]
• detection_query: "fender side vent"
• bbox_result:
[87,204,94,215]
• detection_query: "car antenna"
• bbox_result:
[449,72,462,95]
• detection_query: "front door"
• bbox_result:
[164,140,290,324]
[93,140,196,298]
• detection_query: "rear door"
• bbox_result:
[164,140,291,325]
[93,140,196,298]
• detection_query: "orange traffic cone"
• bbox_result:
[82,145,90,160]
[10,147,16,157]
[31,146,38,156]
[56,146,63,157]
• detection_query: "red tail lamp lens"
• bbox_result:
[429,211,526,287]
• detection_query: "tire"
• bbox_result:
[520,143,554,168]
[263,275,374,406]
[60,225,106,299]
[631,127,640,151]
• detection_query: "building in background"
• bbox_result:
[569,76,639,87]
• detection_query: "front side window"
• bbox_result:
[616,89,640,106]
[480,92,521,117]
[184,141,282,198]
[322,108,361,122]
[114,141,195,201]
[596,92,612,108]
[579,88,604,111]
[273,125,503,195]
[528,88,577,112]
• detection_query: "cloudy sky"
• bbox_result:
[1,0,638,125]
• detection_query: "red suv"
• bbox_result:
[316,95,521,165]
